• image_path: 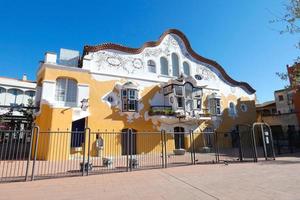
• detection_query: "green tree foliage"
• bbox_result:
[272,0,300,81]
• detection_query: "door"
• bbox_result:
[71,118,85,148]
[121,129,136,155]
[174,127,185,149]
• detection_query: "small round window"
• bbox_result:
[107,96,114,103]
[240,103,248,112]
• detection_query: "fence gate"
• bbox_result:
[252,123,276,161]
[193,130,217,164]
[0,127,38,183]
[216,124,256,163]
[164,130,194,167]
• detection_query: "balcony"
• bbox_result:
[149,106,175,116]
[148,106,212,124]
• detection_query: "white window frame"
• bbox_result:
[121,89,138,112]
[55,78,78,107]
[183,61,190,76]
[160,57,169,76]
[147,60,156,73]
[228,102,236,116]
[209,98,221,115]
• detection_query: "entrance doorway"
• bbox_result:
[174,127,185,149]
[121,129,137,155]
[71,118,85,147]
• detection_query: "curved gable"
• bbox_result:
[83,29,255,94]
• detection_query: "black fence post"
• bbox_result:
[160,130,164,168]
[86,128,91,176]
[189,131,193,164]
[82,130,86,176]
[249,127,257,163]
[129,129,133,172]
[192,130,196,164]
[163,130,167,168]
[237,126,243,162]
[25,127,36,181]
[215,130,219,163]
[126,129,129,172]
[31,126,40,181]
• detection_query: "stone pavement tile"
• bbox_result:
[1,156,300,200]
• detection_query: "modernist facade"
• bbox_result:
[0,75,36,129]
[35,29,256,160]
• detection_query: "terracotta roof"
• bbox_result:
[83,29,255,94]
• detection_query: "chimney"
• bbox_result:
[22,74,27,81]
[45,52,57,64]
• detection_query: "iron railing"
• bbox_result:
[0,126,275,183]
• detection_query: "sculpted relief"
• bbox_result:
[89,34,217,82]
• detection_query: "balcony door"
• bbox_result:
[174,127,185,149]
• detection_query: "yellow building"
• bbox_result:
[35,29,256,160]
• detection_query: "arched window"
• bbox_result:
[183,61,190,76]
[172,53,179,77]
[0,87,6,105]
[7,88,23,105]
[184,83,193,99]
[25,90,35,99]
[147,60,156,73]
[160,57,169,75]
[55,78,78,106]
[23,90,36,105]
[228,102,236,116]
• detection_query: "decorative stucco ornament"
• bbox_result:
[106,57,121,66]
[132,58,143,69]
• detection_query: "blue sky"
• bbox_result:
[0,0,298,102]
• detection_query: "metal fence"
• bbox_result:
[0,126,268,183]
[0,129,35,182]
[270,125,300,155]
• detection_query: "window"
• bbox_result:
[121,89,138,112]
[147,60,156,73]
[174,85,183,108]
[184,83,193,99]
[194,99,202,109]
[177,97,183,108]
[278,95,284,101]
[171,53,179,77]
[0,87,5,94]
[107,96,114,103]
[209,98,221,115]
[7,88,23,105]
[55,78,78,106]
[228,102,236,116]
[240,103,248,112]
[174,85,183,96]
[25,91,35,99]
[160,57,169,75]
[183,62,190,76]
[0,87,6,105]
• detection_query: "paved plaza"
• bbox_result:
[0,154,300,200]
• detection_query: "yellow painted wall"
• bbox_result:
[35,66,257,160]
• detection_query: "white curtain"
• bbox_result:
[183,62,190,76]
[55,78,66,101]
[160,57,169,75]
[66,79,77,103]
[172,53,179,77]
